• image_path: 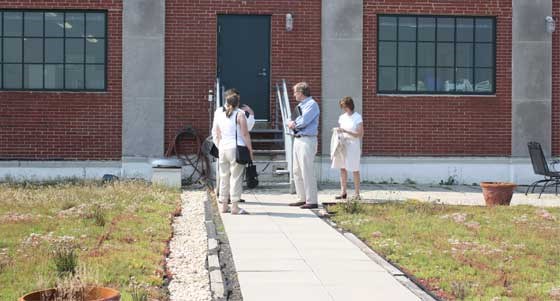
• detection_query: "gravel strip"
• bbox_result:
[167,190,212,301]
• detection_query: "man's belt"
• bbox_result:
[294,134,316,138]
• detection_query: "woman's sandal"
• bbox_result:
[231,208,250,215]
[335,193,347,200]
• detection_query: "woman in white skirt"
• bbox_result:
[333,97,363,200]
[214,93,254,214]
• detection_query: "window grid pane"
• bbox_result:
[0,10,106,91]
[377,14,495,95]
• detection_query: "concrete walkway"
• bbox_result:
[220,191,422,301]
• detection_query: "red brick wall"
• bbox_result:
[0,0,122,160]
[165,0,322,152]
[363,0,512,156]
[552,0,560,156]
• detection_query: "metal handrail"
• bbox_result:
[212,78,223,191]
[276,79,295,193]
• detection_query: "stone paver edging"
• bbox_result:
[203,194,227,300]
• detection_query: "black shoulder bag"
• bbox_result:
[235,112,252,164]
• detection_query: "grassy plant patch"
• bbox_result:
[330,201,560,300]
[0,181,180,300]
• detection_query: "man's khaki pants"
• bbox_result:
[293,136,318,204]
[219,148,244,203]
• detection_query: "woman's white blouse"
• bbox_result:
[215,108,246,150]
[338,112,363,140]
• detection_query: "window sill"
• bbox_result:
[0,90,108,94]
[376,93,497,98]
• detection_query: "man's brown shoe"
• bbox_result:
[300,203,318,209]
[289,201,306,206]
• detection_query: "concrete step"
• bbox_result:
[253,159,288,164]
[252,138,284,144]
[254,149,285,155]
[250,128,283,134]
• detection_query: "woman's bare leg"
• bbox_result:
[340,168,348,196]
[353,171,361,198]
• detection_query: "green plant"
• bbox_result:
[42,265,100,301]
[451,281,474,300]
[439,176,457,186]
[51,241,78,277]
[0,253,10,274]
[404,178,416,185]
[91,204,106,227]
[129,277,149,301]
[341,197,363,214]
[362,180,378,184]
[61,201,76,211]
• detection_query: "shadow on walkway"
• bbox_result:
[249,211,315,219]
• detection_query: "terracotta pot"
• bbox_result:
[480,182,517,206]
[19,287,120,301]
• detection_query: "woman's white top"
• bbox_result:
[338,112,363,140]
[334,112,363,172]
[215,108,246,150]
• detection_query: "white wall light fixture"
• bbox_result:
[545,16,556,33]
[286,13,294,32]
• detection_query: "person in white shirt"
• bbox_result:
[213,93,254,214]
[212,89,255,203]
[333,96,363,200]
[212,89,255,134]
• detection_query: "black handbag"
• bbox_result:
[246,162,259,189]
[235,112,252,164]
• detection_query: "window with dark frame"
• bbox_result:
[1,10,107,91]
[377,15,496,95]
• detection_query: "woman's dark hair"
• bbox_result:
[225,93,240,118]
[339,96,355,111]
[225,88,240,98]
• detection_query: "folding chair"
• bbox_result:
[526,142,560,198]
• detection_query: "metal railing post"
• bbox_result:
[281,80,295,194]
[274,80,295,194]
[214,78,221,193]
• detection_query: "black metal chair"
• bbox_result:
[526,142,560,198]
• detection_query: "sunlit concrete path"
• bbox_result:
[317,183,560,207]
[219,190,424,301]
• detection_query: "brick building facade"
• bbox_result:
[0,0,557,184]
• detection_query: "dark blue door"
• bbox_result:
[217,15,271,120]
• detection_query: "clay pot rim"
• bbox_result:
[19,287,120,301]
[480,182,517,189]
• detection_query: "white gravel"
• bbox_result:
[167,191,212,301]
